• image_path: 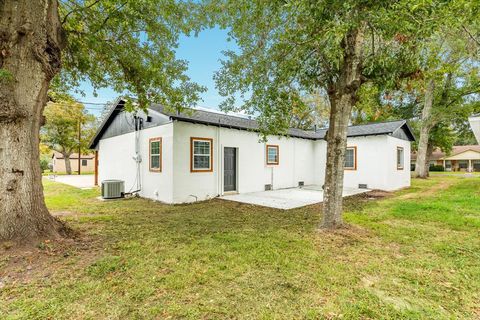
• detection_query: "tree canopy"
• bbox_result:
[208,0,447,133]
[56,0,206,110]
[41,93,96,173]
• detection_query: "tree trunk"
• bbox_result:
[424,142,434,177]
[0,0,67,241]
[320,26,365,229]
[414,79,435,179]
[63,153,72,175]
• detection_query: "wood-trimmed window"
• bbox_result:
[397,146,404,170]
[266,145,279,165]
[190,137,213,172]
[149,137,162,172]
[344,146,357,170]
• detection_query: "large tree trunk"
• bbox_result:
[0,0,67,241]
[414,79,435,179]
[321,26,365,229]
[63,153,72,175]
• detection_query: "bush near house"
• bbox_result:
[1,176,479,319]
[429,165,445,171]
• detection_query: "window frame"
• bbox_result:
[458,160,469,169]
[190,137,213,172]
[149,137,162,172]
[266,145,279,165]
[397,146,404,170]
[344,146,357,171]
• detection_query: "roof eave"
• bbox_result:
[169,115,319,140]
[88,97,126,149]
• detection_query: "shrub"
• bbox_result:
[429,165,445,172]
[40,158,50,172]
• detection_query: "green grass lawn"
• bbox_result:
[1,176,479,319]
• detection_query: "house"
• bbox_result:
[89,98,415,203]
[51,152,96,174]
[469,113,480,144]
[411,146,480,172]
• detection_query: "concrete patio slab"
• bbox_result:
[44,174,95,189]
[221,186,368,209]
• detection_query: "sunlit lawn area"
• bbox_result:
[1,176,479,319]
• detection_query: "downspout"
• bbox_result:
[127,114,142,195]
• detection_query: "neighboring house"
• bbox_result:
[469,113,480,144]
[89,98,415,204]
[411,145,480,172]
[51,152,95,173]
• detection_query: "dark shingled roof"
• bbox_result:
[89,98,415,148]
[150,104,414,140]
[315,120,414,139]
[149,103,320,139]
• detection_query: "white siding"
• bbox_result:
[171,121,318,203]
[98,123,174,203]
[97,121,412,204]
[314,135,411,191]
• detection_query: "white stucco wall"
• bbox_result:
[171,121,318,203]
[314,135,411,191]
[97,120,412,204]
[98,123,174,203]
[385,135,411,191]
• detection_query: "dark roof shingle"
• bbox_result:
[89,98,415,148]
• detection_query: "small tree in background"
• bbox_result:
[42,96,96,174]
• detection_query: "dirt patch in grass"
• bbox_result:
[397,178,455,200]
[0,233,103,288]
[315,224,372,249]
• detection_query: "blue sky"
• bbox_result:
[74,28,237,116]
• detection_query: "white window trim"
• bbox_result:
[344,146,357,170]
[266,145,279,165]
[190,137,213,172]
[397,146,404,170]
[149,137,162,172]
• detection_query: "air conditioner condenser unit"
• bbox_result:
[101,180,125,199]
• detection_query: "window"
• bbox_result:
[266,145,279,165]
[397,147,404,170]
[149,137,162,172]
[473,160,480,171]
[445,160,452,169]
[191,137,213,172]
[458,160,468,169]
[344,147,357,170]
[81,159,87,166]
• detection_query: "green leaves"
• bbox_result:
[58,0,205,111]
[42,93,97,155]
[208,0,446,136]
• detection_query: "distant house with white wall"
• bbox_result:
[469,113,480,144]
[411,145,480,172]
[89,98,414,203]
[51,152,95,174]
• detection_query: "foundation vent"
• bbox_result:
[298,181,305,187]
[358,184,368,189]
[264,184,272,191]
